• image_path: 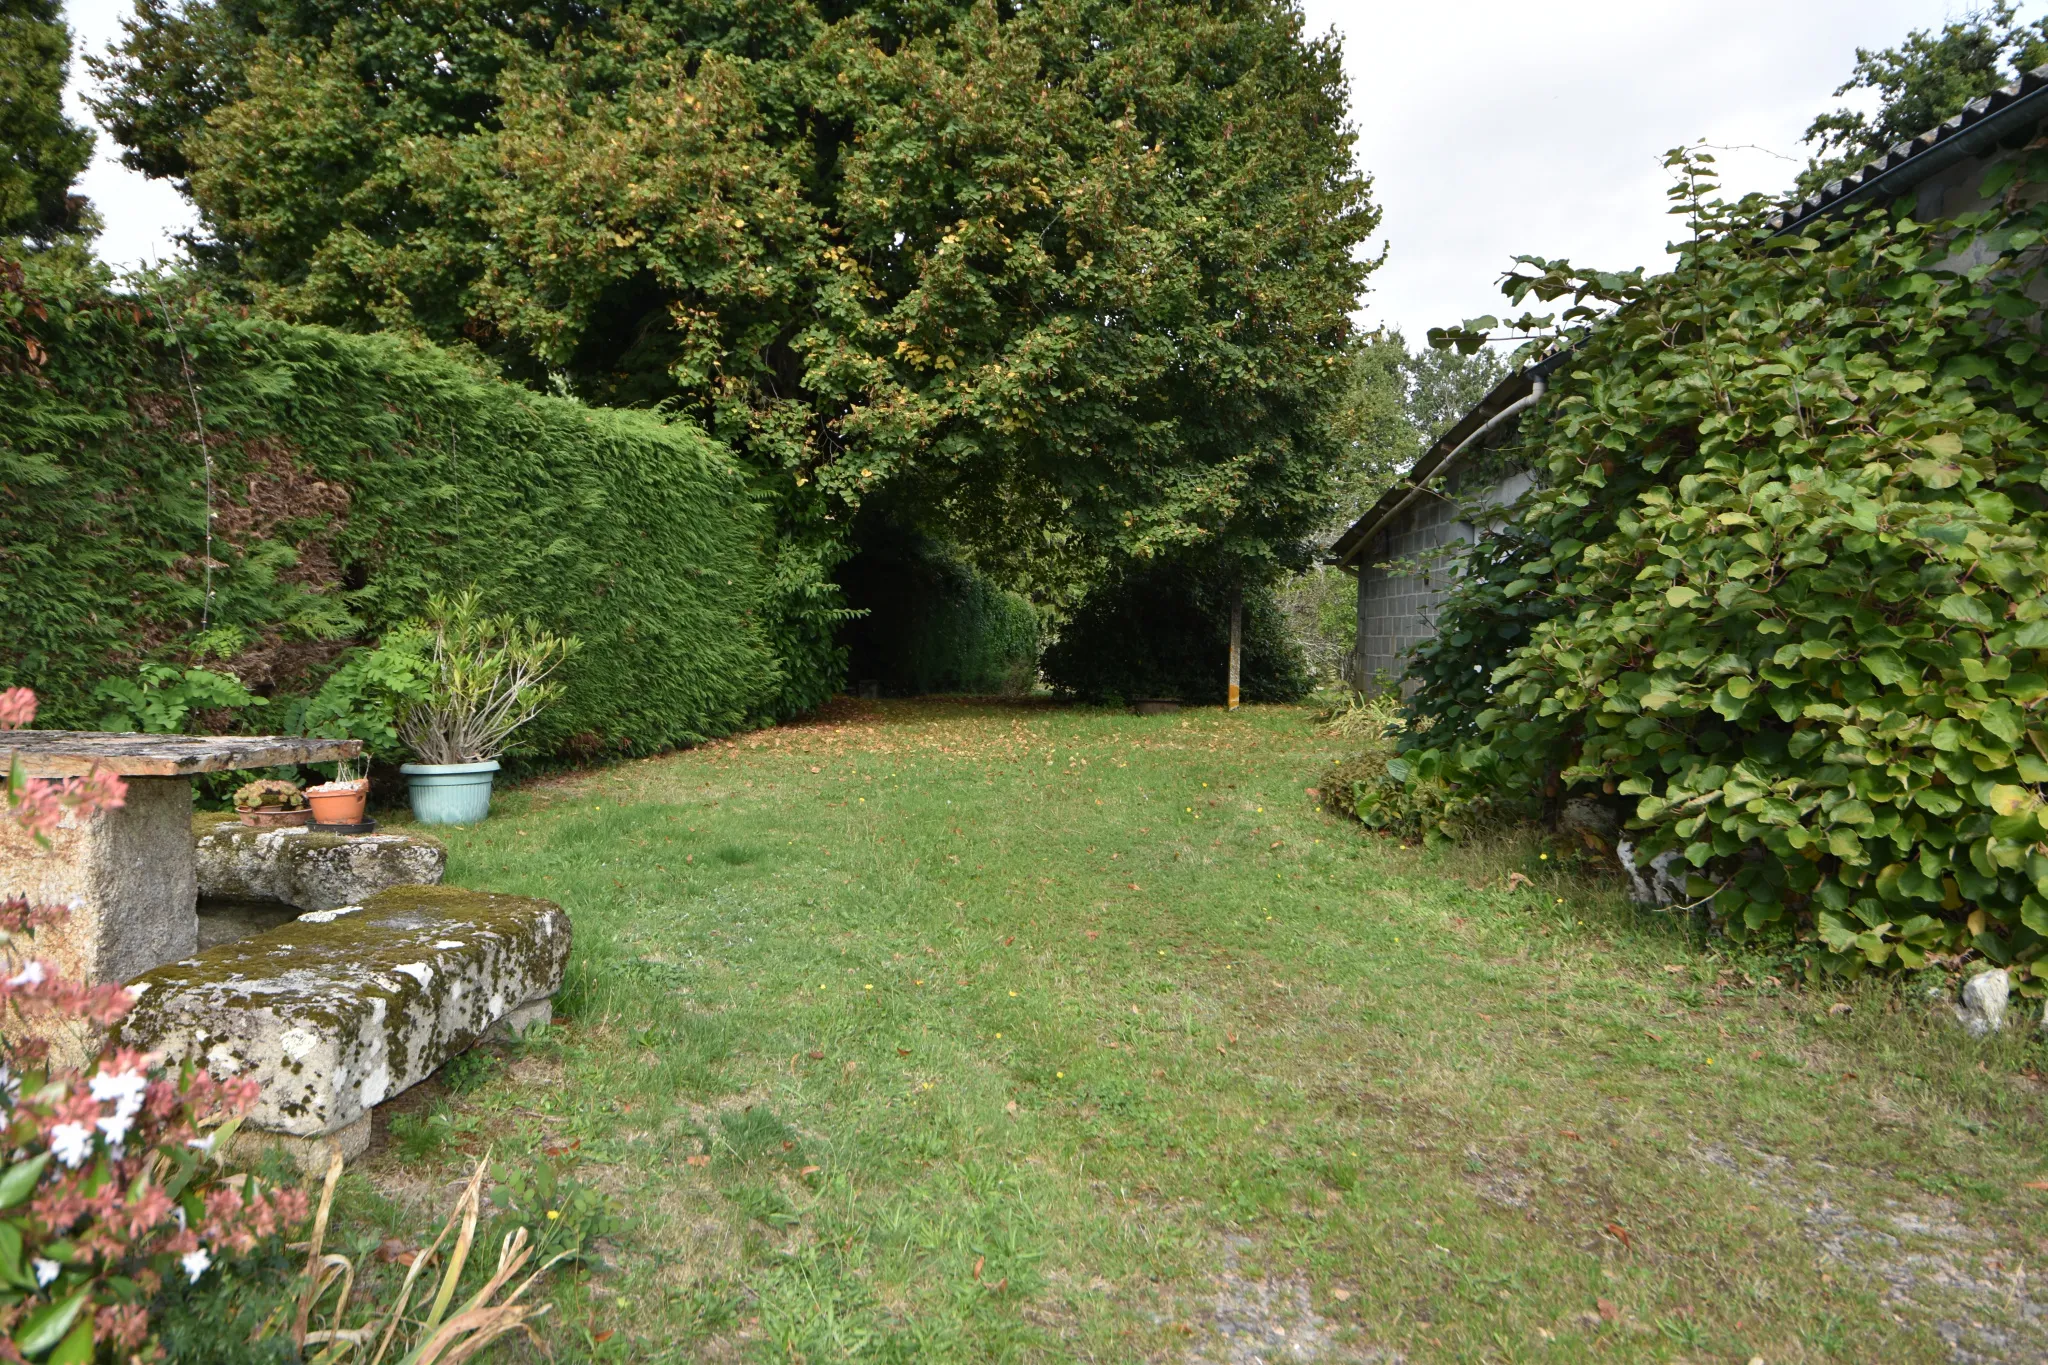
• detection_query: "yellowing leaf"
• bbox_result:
[1988,784,2034,818]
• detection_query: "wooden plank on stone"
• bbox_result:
[0,732,361,777]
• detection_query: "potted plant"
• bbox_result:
[304,754,370,825]
[235,777,311,828]
[397,590,578,825]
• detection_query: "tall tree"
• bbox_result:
[0,0,95,244]
[1799,2,2048,196]
[92,0,1378,608]
[1324,330,1506,529]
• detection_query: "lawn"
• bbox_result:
[344,699,2048,1364]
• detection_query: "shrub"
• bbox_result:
[838,533,1039,695]
[1408,148,2048,978]
[0,687,310,1361]
[0,259,824,753]
[397,590,578,765]
[1041,559,1311,705]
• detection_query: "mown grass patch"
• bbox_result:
[355,699,2048,1363]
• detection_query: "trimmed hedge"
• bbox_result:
[1041,559,1311,706]
[0,259,798,753]
[839,534,1039,695]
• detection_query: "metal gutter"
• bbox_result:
[1330,347,1571,573]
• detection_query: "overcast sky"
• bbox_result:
[66,0,2012,339]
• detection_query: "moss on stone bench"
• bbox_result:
[118,884,568,1142]
[193,810,446,911]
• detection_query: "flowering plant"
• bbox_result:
[0,687,308,1362]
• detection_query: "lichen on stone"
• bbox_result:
[194,813,446,912]
[118,884,569,1137]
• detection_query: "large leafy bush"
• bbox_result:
[0,259,814,750]
[1403,149,2048,979]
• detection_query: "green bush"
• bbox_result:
[1407,149,2048,980]
[1040,559,1311,705]
[839,532,1039,695]
[0,258,818,752]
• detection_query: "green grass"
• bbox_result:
[356,699,2048,1363]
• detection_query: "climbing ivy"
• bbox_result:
[1400,148,2048,981]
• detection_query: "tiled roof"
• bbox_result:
[1329,348,1573,569]
[1775,62,2048,232]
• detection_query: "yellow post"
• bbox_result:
[1228,586,1242,711]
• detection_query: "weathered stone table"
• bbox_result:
[0,732,360,984]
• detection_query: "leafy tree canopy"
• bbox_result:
[1325,329,1504,527]
[91,0,1378,604]
[1799,1,2048,197]
[0,0,95,244]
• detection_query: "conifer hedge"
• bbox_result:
[0,258,796,754]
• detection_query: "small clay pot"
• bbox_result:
[305,779,370,825]
[238,807,314,828]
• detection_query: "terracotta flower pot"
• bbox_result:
[238,807,313,828]
[305,779,370,825]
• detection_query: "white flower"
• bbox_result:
[48,1122,92,1169]
[89,1067,148,1118]
[6,962,44,988]
[95,1112,133,1152]
[32,1258,58,1288]
[180,1248,211,1283]
[186,1133,216,1154]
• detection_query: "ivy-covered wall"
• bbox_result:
[0,258,800,754]
[1384,148,2048,981]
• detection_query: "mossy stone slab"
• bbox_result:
[193,811,446,912]
[118,885,569,1138]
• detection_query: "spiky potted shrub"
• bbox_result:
[397,592,578,826]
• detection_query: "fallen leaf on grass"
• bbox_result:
[1003,936,1015,946]
[897,1047,911,1056]
[2025,1181,2048,1191]
[807,1050,825,1060]
[1086,930,1100,940]
[1128,883,1141,891]
[594,1330,616,1344]
[1662,964,1684,974]
[1828,1002,1853,1016]
[1604,1222,1633,1251]
[972,1256,985,1281]
[1560,1129,1582,1141]
[1330,1287,1351,1301]
[1596,1297,1619,1322]
[800,1165,821,1177]
[1005,1100,1018,1115]
[1271,841,1284,850]
[1506,872,1532,891]
[685,1155,710,1168]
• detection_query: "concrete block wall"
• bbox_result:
[1354,496,1472,692]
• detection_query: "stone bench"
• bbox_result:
[118,885,569,1166]
[194,812,447,911]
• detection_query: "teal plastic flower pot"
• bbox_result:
[399,760,500,825]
